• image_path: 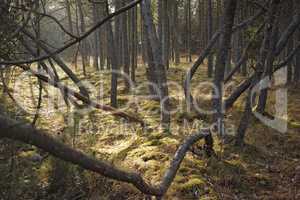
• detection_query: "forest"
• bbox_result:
[0,0,300,199]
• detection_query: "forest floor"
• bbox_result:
[0,59,300,200]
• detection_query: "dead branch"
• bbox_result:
[0,114,210,198]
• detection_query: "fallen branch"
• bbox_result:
[0,114,210,197]
[16,64,145,126]
[20,34,89,98]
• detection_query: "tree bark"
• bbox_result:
[212,0,237,137]
[105,1,118,108]
[207,0,214,77]
[76,0,89,75]
[130,2,137,83]
[236,0,280,145]
[65,0,74,34]
[0,114,211,197]
[294,0,300,82]
[173,0,180,65]
[92,3,100,70]
[295,28,300,82]
[122,0,131,90]
[141,0,171,127]
[162,0,170,69]
[256,1,280,113]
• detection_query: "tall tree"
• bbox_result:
[162,0,170,69]
[141,0,171,128]
[92,2,100,70]
[76,0,89,75]
[172,0,180,65]
[257,1,280,113]
[129,1,138,82]
[236,0,280,145]
[285,0,294,82]
[65,0,74,34]
[213,0,237,137]
[105,0,119,108]
[295,30,300,82]
[186,0,192,62]
[207,0,213,77]
[294,0,300,82]
[122,0,131,90]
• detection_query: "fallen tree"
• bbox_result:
[0,114,211,198]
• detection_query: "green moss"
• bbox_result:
[117,96,129,107]
[142,139,162,147]
[142,152,166,162]
[178,178,205,190]
[175,111,201,122]
[140,100,160,112]
[112,139,142,162]
[178,167,191,174]
[147,132,165,140]
[37,158,53,182]
[290,121,300,128]
[174,175,187,184]
[18,150,37,159]
[2,63,300,199]
[160,137,179,146]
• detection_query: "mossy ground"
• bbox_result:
[0,58,299,199]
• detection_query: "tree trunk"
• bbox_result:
[257,2,280,113]
[286,0,294,83]
[130,2,137,83]
[213,0,237,137]
[98,5,106,70]
[173,0,180,65]
[295,28,300,82]
[236,0,280,145]
[122,1,131,91]
[76,0,89,75]
[162,0,170,69]
[141,0,171,128]
[294,0,300,82]
[187,0,192,62]
[105,1,118,108]
[92,3,100,70]
[65,0,74,34]
[207,0,213,77]
[140,6,148,64]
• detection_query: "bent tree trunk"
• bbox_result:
[22,29,90,98]
[0,114,210,198]
[183,7,265,111]
[236,0,280,145]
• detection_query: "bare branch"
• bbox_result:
[0,0,142,65]
[184,5,266,107]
